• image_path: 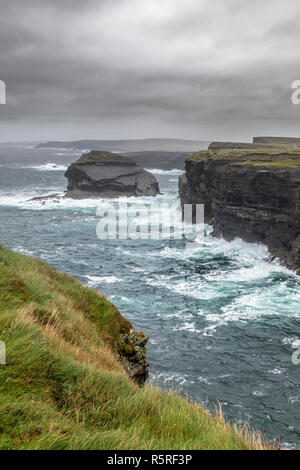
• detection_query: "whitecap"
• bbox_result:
[13,246,35,256]
[282,337,300,348]
[172,321,203,334]
[28,163,68,171]
[268,368,285,375]
[85,275,121,286]
[55,152,82,156]
[145,168,183,175]
[150,371,194,386]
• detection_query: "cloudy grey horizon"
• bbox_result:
[0,0,300,142]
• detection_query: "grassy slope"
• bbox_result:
[189,148,300,167]
[0,245,267,450]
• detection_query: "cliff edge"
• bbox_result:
[179,148,300,272]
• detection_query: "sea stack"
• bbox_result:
[64,150,160,198]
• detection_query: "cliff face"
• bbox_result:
[65,150,160,198]
[179,149,300,272]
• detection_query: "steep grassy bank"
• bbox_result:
[0,245,267,450]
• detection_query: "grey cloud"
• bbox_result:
[0,0,300,141]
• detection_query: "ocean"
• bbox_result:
[0,143,299,449]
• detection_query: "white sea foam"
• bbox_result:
[151,371,194,386]
[13,246,35,256]
[85,275,121,286]
[0,190,48,207]
[28,163,68,171]
[145,168,183,175]
[157,309,193,320]
[288,395,299,404]
[110,295,132,303]
[172,322,202,334]
[252,389,265,397]
[130,266,147,273]
[145,230,300,334]
[0,191,131,210]
[268,368,285,375]
[2,162,69,171]
[282,337,300,348]
[55,152,82,156]
[195,287,300,331]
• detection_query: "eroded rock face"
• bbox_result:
[119,329,149,385]
[292,236,300,273]
[65,150,160,198]
[179,153,300,271]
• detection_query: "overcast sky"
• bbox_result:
[0,0,300,141]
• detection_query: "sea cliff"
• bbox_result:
[179,148,300,272]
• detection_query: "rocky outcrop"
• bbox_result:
[179,149,300,272]
[65,150,160,198]
[119,329,149,386]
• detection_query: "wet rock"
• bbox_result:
[119,329,149,385]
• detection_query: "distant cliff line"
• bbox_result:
[36,138,209,153]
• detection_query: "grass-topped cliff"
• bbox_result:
[0,245,267,450]
[189,148,300,167]
[180,146,300,272]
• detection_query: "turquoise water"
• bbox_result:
[0,143,299,449]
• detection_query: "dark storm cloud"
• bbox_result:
[0,0,300,140]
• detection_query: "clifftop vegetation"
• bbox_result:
[74,150,136,165]
[188,148,300,167]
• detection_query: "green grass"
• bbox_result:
[0,245,270,450]
[208,141,293,150]
[242,159,300,168]
[253,136,300,145]
[189,148,300,167]
[74,150,134,165]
